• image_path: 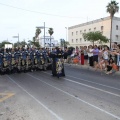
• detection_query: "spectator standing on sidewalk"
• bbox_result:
[103,46,109,68]
[98,46,103,62]
[111,46,120,71]
[88,45,93,67]
[80,47,84,65]
[92,45,99,67]
[84,46,88,65]
[114,45,120,64]
[76,47,79,56]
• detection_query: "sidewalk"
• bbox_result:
[65,62,120,76]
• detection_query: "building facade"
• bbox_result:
[68,16,120,48]
[39,36,59,48]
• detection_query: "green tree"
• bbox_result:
[20,40,27,47]
[32,37,40,48]
[83,31,109,46]
[14,42,19,48]
[33,37,36,45]
[60,39,69,47]
[0,40,12,48]
[106,0,119,48]
[64,41,69,47]
[35,28,41,38]
[48,28,54,49]
[28,40,33,47]
[34,42,40,48]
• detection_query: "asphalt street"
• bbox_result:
[0,65,120,120]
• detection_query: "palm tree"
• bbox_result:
[48,28,54,50]
[106,0,119,48]
[35,28,41,42]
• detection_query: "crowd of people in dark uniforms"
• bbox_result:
[0,47,51,75]
[0,47,73,78]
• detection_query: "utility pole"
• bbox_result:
[13,33,19,48]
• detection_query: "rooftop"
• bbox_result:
[68,16,120,29]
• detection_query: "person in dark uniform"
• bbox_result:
[3,49,8,74]
[30,47,35,71]
[11,49,16,73]
[21,48,28,72]
[64,47,68,63]
[50,47,65,78]
[0,49,4,75]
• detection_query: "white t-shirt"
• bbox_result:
[103,51,109,59]
[88,49,93,57]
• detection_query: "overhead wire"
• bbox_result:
[0,2,88,19]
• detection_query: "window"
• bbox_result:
[72,32,73,36]
[89,28,91,31]
[76,39,78,43]
[116,35,118,41]
[80,38,82,42]
[116,25,118,30]
[72,39,73,43]
[101,26,104,31]
[80,30,82,34]
[76,31,78,35]
[94,27,96,31]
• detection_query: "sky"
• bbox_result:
[0,0,120,43]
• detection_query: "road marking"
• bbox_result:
[44,71,120,91]
[66,74,120,91]
[43,68,120,91]
[27,73,120,120]
[7,75,63,120]
[0,93,14,102]
[43,72,120,97]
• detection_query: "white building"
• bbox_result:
[39,36,59,48]
[68,16,120,48]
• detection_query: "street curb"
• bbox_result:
[64,63,120,76]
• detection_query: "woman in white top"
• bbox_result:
[102,46,109,67]
[88,45,93,66]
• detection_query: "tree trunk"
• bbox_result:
[50,35,51,51]
[93,41,94,46]
[110,17,113,49]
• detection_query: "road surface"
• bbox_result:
[0,65,120,120]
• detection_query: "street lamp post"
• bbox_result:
[13,33,19,47]
[36,22,47,47]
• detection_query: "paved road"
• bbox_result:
[0,65,120,120]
